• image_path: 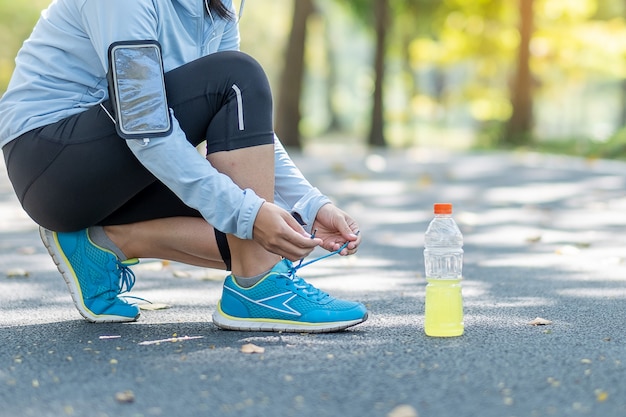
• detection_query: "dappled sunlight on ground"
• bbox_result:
[484,182,584,205]
[3,148,626,323]
[291,148,626,326]
[466,296,556,308]
[4,149,626,417]
[557,287,626,299]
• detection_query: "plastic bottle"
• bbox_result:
[423,203,464,337]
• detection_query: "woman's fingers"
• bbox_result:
[252,203,321,260]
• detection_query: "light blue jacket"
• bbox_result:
[0,0,330,239]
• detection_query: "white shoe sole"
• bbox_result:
[212,301,368,333]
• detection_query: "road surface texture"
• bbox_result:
[1,148,625,417]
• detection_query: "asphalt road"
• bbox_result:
[1,148,626,417]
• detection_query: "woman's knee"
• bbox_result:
[219,51,271,98]
[219,51,267,81]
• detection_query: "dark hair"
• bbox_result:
[207,0,234,20]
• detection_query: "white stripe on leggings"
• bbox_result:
[231,84,244,131]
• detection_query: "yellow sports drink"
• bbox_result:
[423,203,464,337]
[424,278,463,337]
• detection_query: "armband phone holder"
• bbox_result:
[107,40,172,139]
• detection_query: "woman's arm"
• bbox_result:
[273,136,332,234]
[125,114,264,239]
[79,1,265,239]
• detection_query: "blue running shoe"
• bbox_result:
[212,259,368,333]
[39,227,140,323]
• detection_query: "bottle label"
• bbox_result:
[424,250,463,279]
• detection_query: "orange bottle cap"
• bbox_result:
[434,203,452,214]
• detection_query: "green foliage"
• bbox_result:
[588,127,626,159]
[403,0,518,137]
[4,0,626,159]
[507,128,626,161]
[310,0,626,153]
[0,0,49,94]
[399,0,626,151]
[593,0,625,19]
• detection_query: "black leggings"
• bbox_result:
[3,51,275,267]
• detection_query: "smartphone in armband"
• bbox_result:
[107,40,172,139]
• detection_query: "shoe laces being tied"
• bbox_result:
[285,239,352,302]
[105,258,138,298]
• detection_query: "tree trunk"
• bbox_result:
[619,1,626,128]
[503,0,534,146]
[367,0,388,147]
[324,18,342,134]
[275,0,315,149]
[620,76,626,127]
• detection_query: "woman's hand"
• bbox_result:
[311,204,361,256]
[252,202,322,261]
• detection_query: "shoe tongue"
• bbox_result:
[272,258,294,275]
[273,259,329,301]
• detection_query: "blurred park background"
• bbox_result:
[2,0,626,158]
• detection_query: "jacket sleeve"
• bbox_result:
[79,0,160,70]
[273,136,331,233]
[125,115,265,239]
[79,1,264,238]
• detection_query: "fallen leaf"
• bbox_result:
[138,335,203,346]
[547,377,560,387]
[595,390,608,402]
[115,390,135,403]
[172,270,191,278]
[387,404,419,417]
[528,317,552,326]
[138,303,170,311]
[555,245,579,255]
[525,235,542,243]
[6,268,29,278]
[241,343,265,354]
